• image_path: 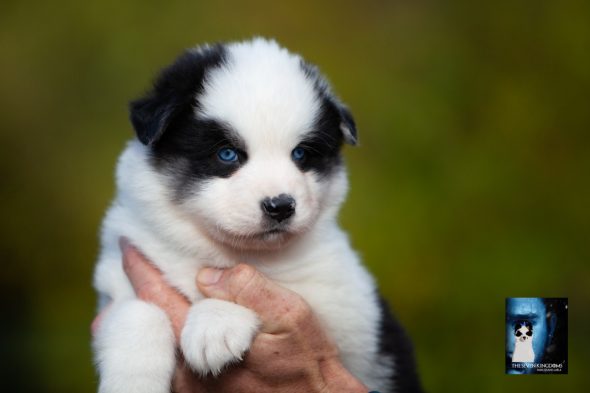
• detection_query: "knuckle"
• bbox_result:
[231,263,257,281]
[284,296,312,326]
[228,264,260,302]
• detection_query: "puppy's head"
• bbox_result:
[514,321,533,342]
[130,38,356,251]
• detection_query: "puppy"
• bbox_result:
[93,38,422,393]
[512,321,535,362]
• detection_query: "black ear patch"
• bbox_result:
[300,60,358,146]
[129,96,175,146]
[129,44,227,146]
[337,104,357,145]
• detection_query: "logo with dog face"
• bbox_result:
[505,298,568,374]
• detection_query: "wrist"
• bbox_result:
[319,357,368,393]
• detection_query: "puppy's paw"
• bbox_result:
[94,299,176,393]
[181,298,260,376]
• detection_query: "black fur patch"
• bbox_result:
[299,59,358,145]
[377,295,423,393]
[294,59,358,178]
[152,117,248,197]
[129,44,228,146]
[295,99,345,178]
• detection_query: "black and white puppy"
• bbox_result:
[93,38,422,393]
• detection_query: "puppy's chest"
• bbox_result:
[149,247,233,301]
[148,244,313,302]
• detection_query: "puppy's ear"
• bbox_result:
[300,60,358,146]
[130,94,178,146]
[337,104,358,145]
[129,44,227,146]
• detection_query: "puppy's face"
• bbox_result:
[515,322,533,342]
[130,39,356,251]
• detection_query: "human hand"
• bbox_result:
[94,240,368,393]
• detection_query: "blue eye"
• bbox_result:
[292,147,306,161]
[217,148,238,163]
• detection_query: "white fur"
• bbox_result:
[93,38,393,392]
[93,300,176,393]
[181,299,261,376]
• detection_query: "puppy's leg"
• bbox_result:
[93,299,175,393]
[181,298,260,376]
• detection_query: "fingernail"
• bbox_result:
[197,268,223,286]
[119,237,130,252]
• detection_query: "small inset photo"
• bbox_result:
[505,297,568,374]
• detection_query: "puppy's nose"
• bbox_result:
[261,194,296,222]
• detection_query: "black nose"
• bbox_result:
[261,194,296,222]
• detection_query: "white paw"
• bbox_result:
[94,299,176,393]
[181,298,260,376]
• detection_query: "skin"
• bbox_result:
[92,240,368,393]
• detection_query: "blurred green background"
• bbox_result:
[1,0,589,392]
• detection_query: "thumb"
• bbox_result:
[197,264,309,333]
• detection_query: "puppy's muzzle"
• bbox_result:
[261,194,296,222]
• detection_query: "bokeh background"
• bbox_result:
[1,0,589,392]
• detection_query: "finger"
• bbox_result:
[91,303,112,336]
[172,357,207,393]
[120,237,190,341]
[197,264,310,334]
